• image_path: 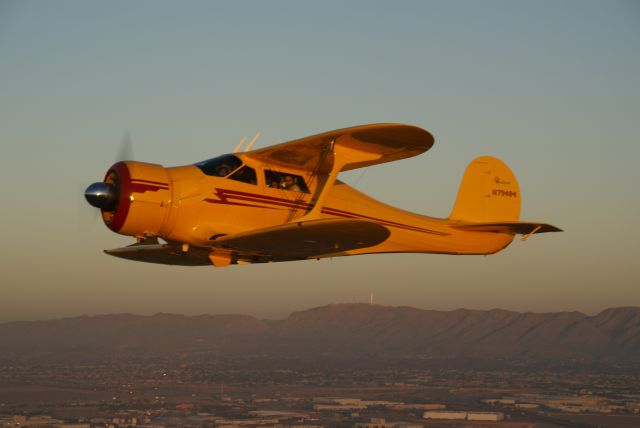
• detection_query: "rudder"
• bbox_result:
[449,156,520,222]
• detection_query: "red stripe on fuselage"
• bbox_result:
[204,188,450,236]
[322,206,449,236]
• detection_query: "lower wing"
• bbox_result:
[105,219,390,265]
[213,218,390,258]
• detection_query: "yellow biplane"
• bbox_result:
[84,124,561,267]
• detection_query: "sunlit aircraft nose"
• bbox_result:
[84,182,117,210]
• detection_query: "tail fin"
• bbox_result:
[449,156,562,239]
[449,156,520,222]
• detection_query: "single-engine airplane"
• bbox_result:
[84,123,561,267]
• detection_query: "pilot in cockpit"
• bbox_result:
[216,165,231,177]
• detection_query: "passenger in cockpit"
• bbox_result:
[282,175,301,192]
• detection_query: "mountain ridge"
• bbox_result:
[1,304,638,367]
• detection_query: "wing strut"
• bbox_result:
[296,138,381,222]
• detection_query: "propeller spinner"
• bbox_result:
[84,182,117,210]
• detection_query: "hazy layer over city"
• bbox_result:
[1,0,638,322]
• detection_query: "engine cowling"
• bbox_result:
[91,161,172,237]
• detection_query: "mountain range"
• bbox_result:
[1,304,638,368]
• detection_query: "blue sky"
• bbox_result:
[1,0,639,321]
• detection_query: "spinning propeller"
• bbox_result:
[84,131,133,211]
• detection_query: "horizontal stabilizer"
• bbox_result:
[214,218,390,258]
[451,221,562,235]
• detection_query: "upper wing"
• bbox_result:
[244,123,434,173]
[214,218,391,258]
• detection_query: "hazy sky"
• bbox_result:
[1,0,639,322]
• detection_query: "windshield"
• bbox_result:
[195,154,242,177]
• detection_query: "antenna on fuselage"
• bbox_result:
[232,136,248,153]
[244,132,261,152]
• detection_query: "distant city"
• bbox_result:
[1,304,639,427]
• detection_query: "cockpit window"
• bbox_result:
[195,154,242,177]
[264,170,309,193]
[229,166,257,185]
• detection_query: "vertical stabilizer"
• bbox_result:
[449,156,521,222]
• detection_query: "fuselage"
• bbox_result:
[104,153,513,260]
